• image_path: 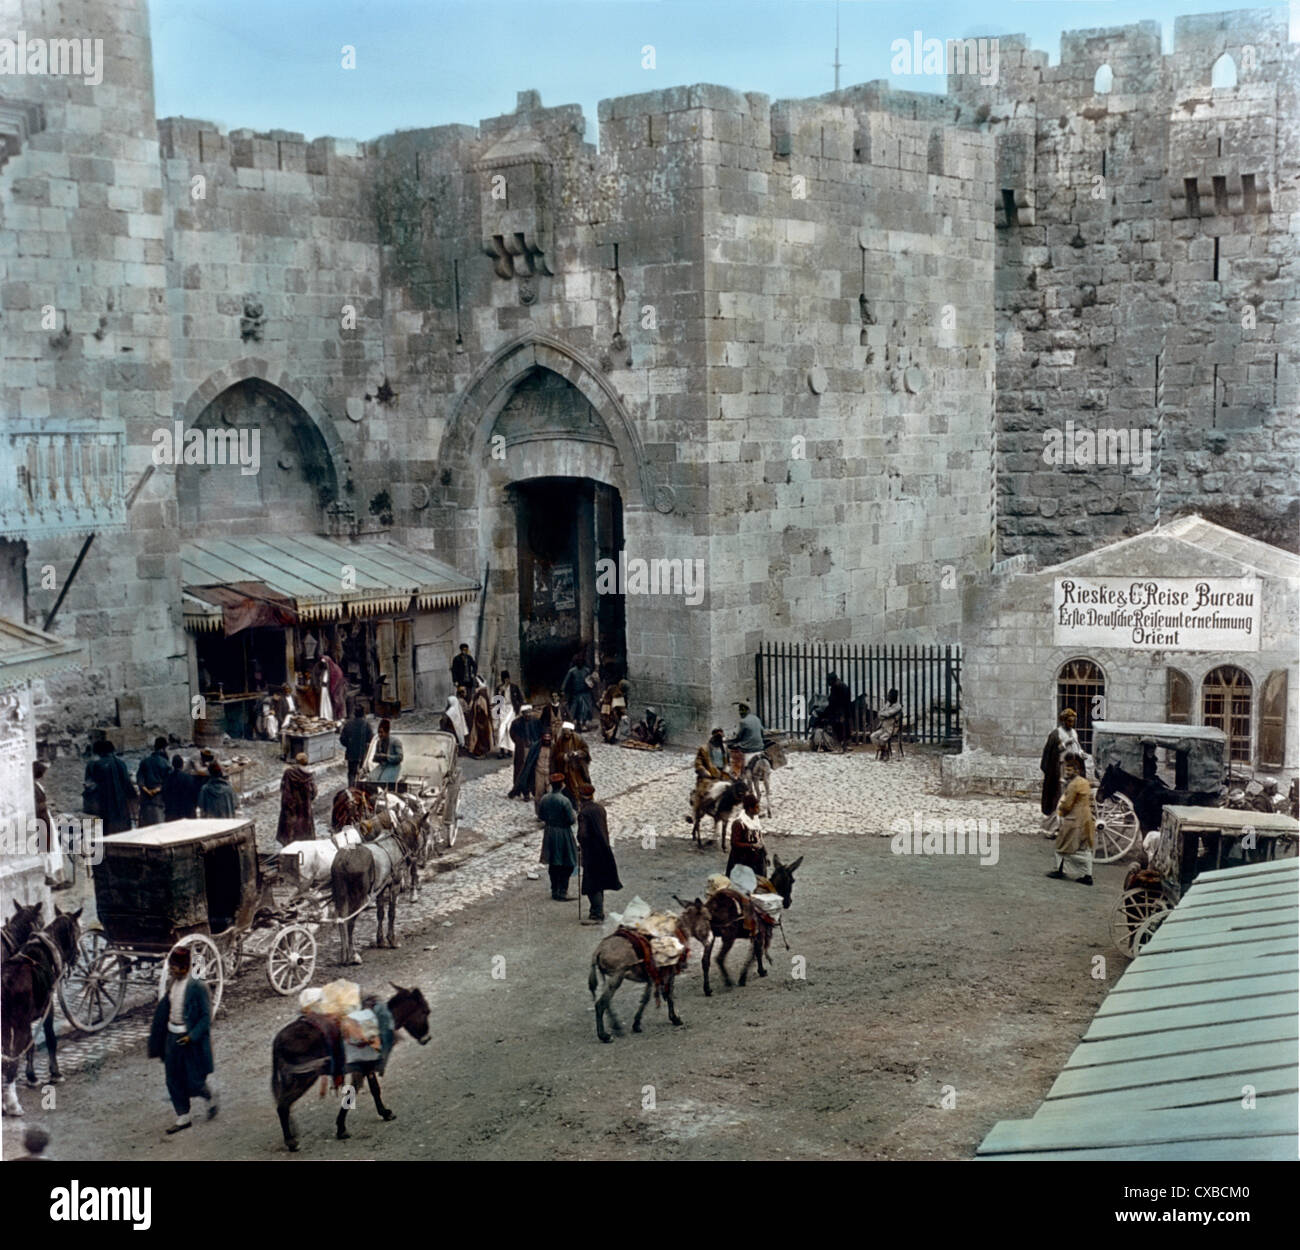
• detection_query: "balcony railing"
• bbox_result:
[0,421,127,540]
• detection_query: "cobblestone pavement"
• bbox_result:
[30,740,1036,1082]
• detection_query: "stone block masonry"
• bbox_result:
[949,9,1299,564]
[2,1,1293,743]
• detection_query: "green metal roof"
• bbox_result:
[182,534,479,629]
[977,857,1299,1160]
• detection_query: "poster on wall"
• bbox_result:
[552,565,576,611]
[1053,577,1261,652]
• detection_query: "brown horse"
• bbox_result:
[3,907,81,1115]
[271,983,431,1152]
[588,927,687,1043]
[675,853,802,995]
[2,900,43,961]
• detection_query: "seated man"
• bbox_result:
[727,702,766,770]
[691,727,730,812]
[628,706,667,746]
[871,688,903,759]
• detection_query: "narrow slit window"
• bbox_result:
[1001,188,1018,225]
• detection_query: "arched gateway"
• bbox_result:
[440,334,652,696]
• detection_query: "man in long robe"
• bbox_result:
[827,672,853,752]
[339,705,374,788]
[576,782,622,924]
[1045,756,1095,885]
[197,763,238,818]
[87,739,137,834]
[1039,708,1082,832]
[537,776,578,901]
[466,679,494,758]
[561,655,594,731]
[440,693,468,747]
[507,705,540,799]
[136,737,171,826]
[276,753,317,845]
[163,755,199,821]
[550,723,592,807]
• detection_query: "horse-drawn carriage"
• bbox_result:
[1088,721,1228,863]
[59,819,324,1033]
[358,729,461,850]
[1109,805,1299,957]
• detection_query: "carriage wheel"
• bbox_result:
[1131,908,1171,955]
[1093,792,1140,864]
[1109,889,1169,957]
[266,924,317,996]
[161,934,224,1017]
[58,931,128,1033]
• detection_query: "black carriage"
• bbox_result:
[1088,720,1227,863]
[59,818,320,1032]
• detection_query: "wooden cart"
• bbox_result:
[1109,805,1299,957]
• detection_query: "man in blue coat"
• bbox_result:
[148,946,217,1133]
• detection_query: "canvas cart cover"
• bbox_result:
[368,729,457,790]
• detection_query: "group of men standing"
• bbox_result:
[75,738,242,835]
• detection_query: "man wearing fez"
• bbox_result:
[149,944,217,1134]
[537,774,578,901]
[1039,708,1082,835]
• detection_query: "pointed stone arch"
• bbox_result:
[1211,52,1238,89]
[441,332,652,511]
[177,357,346,477]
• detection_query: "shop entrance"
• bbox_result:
[514,477,624,697]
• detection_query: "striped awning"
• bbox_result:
[182,535,479,633]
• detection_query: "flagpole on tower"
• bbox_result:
[833,1,842,92]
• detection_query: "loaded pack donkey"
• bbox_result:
[271,982,431,1151]
[588,921,688,1044]
[675,853,802,995]
[3,906,81,1114]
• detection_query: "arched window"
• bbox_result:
[1057,659,1105,755]
[1258,669,1288,769]
[1202,665,1252,763]
[1093,64,1114,95]
[1211,53,1237,89]
[1166,668,1193,724]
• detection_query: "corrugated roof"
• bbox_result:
[182,534,478,630]
[0,615,86,690]
[978,858,1299,1160]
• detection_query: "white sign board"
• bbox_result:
[1053,577,1261,652]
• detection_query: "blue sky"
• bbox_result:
[149,0,1297,142]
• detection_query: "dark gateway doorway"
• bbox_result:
[514,477,625,697]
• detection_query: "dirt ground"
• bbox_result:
[5,798,1127,1161]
